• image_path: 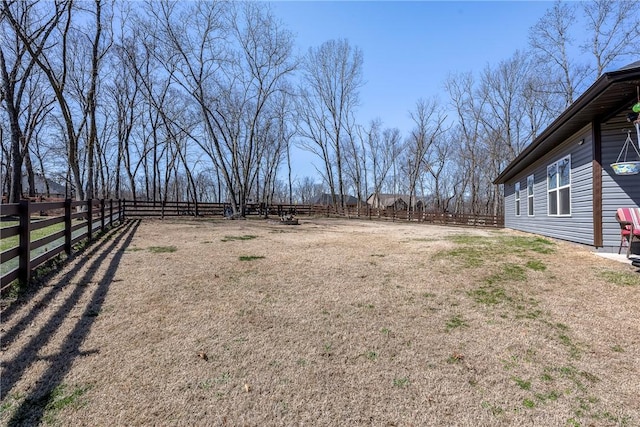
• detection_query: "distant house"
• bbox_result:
[366,193,424,210]
[21,174,66,198]
[494,61,640,253]
[312,193,359,206]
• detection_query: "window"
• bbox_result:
[547,156,571,216]
[527,174,534,216]
[514,182,521,216]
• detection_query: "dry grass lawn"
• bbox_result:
[1,217,639,426]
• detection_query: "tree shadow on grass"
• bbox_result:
[1,219,140,426]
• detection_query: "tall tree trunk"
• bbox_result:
[24,149,36,198]
[287,140,293,205]
[0,48,24,203]
[86,0,102,200]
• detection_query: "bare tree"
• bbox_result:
[359,119,403,202]
[21,73,55,197]
[581,0,640,78]
[107,40,140,199]
[2,0,114,201]
[445,71,485,214]
[480,51,536,161]
[157,92,200,206]
[344,118,367,206]
[144,0,295,214]
[0,122,8,196]
[85,0,110,200]
[0,39,25,202]
[231,2,296,209]
[522,72,562,139]
[294,176,324,204]
[114,12,187,203]
[529,1,589,106]
[404,98,447,212]
[257,90,295,208]
[0,0,63,202]
[297,39,363,208]
[425,130,461,213]
[194,168,219,203]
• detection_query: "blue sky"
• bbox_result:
[269,1,554,180]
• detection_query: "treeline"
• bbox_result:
[1,0,638,216]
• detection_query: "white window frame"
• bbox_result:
[514,182,521,216]
[547,155,571,217]
[527,174,534,216]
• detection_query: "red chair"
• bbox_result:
[616,207,640,257]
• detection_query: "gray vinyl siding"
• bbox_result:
[601,113,640,250]
[498,64,640,251]
[504,125,594,245]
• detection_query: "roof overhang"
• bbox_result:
[494,66,640,184]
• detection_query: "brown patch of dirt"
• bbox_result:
[1,218,639,426]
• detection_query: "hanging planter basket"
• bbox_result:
[611,161,640,175]
[611,122,640,176]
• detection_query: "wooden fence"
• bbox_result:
[0,199,123,293]
[0,198,502,293]
[313,205,504,227]
[121,200,314,218]
[121,200,504,227]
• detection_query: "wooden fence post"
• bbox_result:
[101,199,106,233]
[119,199,124,222]
[19,200,31,284]
[109,199,113,227]
[87,199,93,241]
[65,199,72,255]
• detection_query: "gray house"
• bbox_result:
[494,61,640,253]
[367,193,424,210]
[312,193,359,207]
[21,174,66,198]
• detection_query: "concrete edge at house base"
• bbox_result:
[593,252,640,264]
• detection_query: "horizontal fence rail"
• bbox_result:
[121,200,504,227]
[0,199,123,293]
[316,206,504,227]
